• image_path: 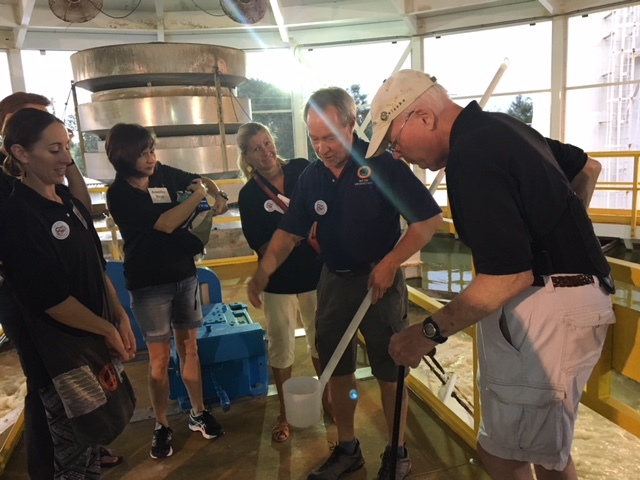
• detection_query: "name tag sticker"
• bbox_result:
[148,187,172,203]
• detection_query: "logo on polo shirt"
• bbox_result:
[314,200,328,215]
[51,221,70,240]
[357,166,372,179]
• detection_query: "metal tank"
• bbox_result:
[70,43,252,182]
[71,42,254,261]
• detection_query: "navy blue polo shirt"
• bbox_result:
[280,136,441,270]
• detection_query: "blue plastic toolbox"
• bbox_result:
[168,301,269,411]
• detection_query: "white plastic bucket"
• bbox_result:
[282,376,322,428]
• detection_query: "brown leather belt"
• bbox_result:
[531,274,595,288]
[330,264,374,279]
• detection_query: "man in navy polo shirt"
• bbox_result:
[248,87,442,480]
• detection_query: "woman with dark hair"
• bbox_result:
[0,108,136,478]
[237,122,328,442]
[105,123,228,459]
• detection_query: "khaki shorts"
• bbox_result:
[263,290,318,369]
[477,276,615,470]
[316,266,408,382]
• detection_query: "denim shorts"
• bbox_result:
[130,275,203,344]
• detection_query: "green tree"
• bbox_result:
[237,79,295,159]
[65,114,99,176]
[347,84,372,139]
[506,95,533,125]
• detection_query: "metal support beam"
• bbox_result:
[13,0,37,49]
[550,15,568,141]
[538,0,559,14]
[7,48,26,92]
[269,0,290,44]
[291,41,309,159]
[389,0,418,35]
[155,0,165,42]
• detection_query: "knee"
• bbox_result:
[148,351,171,380]
[179,337,199,361]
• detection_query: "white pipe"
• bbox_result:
[479,59,509,109]
[318,289,373,389]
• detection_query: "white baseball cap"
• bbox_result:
[366,70,438,158]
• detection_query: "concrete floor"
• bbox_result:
[2,263,489,479]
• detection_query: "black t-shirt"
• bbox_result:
[238,158,322,294]
[107,163,202,290]
[0,170,16,209]
[279,136,442,270]
[0,182,107,388]
[447,101,609,276]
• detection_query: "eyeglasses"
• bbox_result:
[387,111,415,155]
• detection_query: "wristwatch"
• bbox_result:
[215,190,229,201]
[422,316,448,344]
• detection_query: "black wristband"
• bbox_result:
[68,159,76,167]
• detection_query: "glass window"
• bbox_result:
[566,8,640,151]
[241,50,296,158]
[299,41,411,104]
[424,23,552,97]
[0,51,11,101]
[245,49,298,92]
[252,111,294,160]
[21,50,91,121]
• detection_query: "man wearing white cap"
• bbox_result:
[367,70,615,480]
[248,86,443,480]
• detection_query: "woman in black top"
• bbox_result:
[0,108,135,478]
[237,122,327,442]
[105,123,229,459]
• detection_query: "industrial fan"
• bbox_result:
[49,0,103,23]
[220,0,267,24]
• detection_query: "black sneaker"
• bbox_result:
[307,440,365,480]
[376,445,412,480]
[150,425,173,459]
[189,409,224,439]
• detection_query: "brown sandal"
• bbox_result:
[271,418,291,442]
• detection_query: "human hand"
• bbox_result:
[117,315,137,361]
[389,324,437,368]
[368,258,397,304]
[247,268,269,308]
[105,326,130,361]
[211,192,229,216]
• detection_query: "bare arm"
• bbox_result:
[103,273,136,358]
[389,270,533,367]
[369,214,443,303]
[201,176,229,215]
[153,179,207,233]
[66,163,92,213]
[571,156,601,208]
[45,296,130,361]
[247,229,304,307]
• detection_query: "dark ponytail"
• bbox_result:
[2,108,63,177]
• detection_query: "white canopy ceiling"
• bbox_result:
[0,0,635,51]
